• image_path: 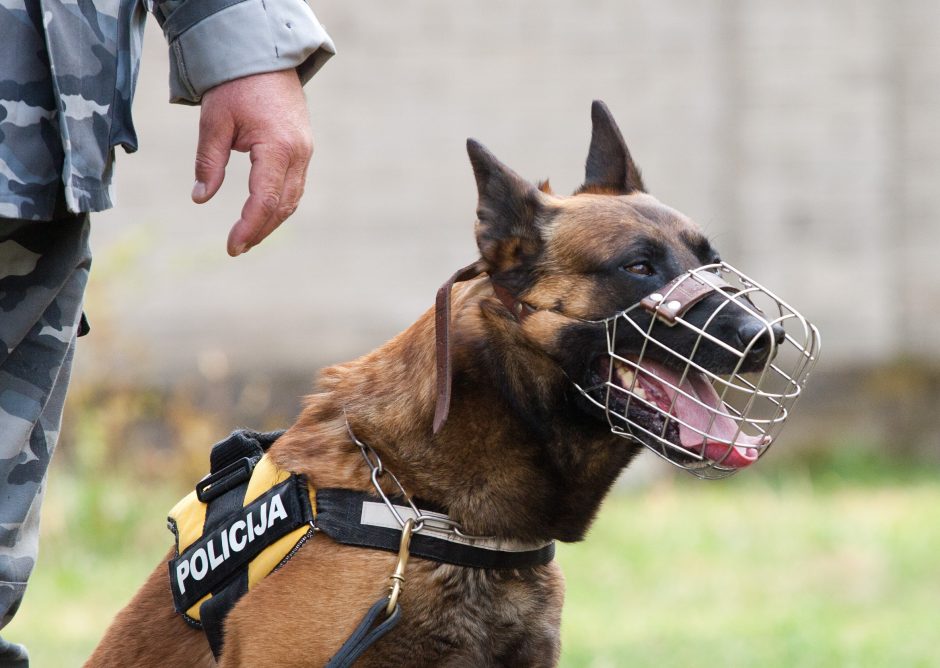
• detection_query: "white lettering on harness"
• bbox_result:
[191,548,208,580]
[176,561,190,594]
[252,503,267,538]
[268,493,288,525]
[207,540,224,570]
[174,491,292,596]
[230,520,247,551]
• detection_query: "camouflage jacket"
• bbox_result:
[0,0,334,221]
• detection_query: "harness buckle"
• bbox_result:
[386,518,414,617]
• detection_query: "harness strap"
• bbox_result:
[315,489,555,570]
[198,479,251,658]
[198,432,281,655]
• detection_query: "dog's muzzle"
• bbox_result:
[575,263,820,479]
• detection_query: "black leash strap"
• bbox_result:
[325,598,402,668]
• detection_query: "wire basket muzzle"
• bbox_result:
[577,263,820,479]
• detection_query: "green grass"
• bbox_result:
[558,475,940,667]
[6,461,940,667]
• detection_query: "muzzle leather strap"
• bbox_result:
[433,261,484,434]
[640,270,737,325]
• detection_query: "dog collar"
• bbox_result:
[316,488,555,570]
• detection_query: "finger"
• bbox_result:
[193,109,234,204]
[226,142,291,256]
[241,139,311,252]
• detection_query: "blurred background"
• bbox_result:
[7,1,940,665]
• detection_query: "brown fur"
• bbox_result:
[89,102,718,667]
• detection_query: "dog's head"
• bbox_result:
[464,101,819,478]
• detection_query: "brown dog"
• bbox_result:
[88,101,815,667]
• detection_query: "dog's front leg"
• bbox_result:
[85,553,214,668]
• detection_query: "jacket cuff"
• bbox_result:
[160,0,335,104]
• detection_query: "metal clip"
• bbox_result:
[386,518,414,617]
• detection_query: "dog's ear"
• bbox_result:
[578,100,646,195]
[467,139,546,274]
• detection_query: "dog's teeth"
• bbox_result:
[633,387,646,400]
[617,367,635,386]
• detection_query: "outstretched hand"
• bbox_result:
[192,69,313,256]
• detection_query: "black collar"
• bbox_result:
[315,488,555,570]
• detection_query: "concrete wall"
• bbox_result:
[84,0,940,383]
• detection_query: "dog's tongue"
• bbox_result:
[635,361,767,468]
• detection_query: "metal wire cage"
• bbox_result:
[575,263,821,479]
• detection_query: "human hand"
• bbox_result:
[192,69,313,256]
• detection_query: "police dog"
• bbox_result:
[89,101,790,667]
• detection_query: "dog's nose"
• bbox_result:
[736,319,785,364]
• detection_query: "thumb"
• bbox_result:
[192,113,234,204]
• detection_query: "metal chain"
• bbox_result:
[343,412,493,541]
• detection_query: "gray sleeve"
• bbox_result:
[153,0,336,105]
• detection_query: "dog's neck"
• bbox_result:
[273,278,641,544]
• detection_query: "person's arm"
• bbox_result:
[151,0,335,255]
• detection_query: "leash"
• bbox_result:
[324,520,412,668]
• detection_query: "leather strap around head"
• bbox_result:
[433,261,485,434]
[640,270,736,325]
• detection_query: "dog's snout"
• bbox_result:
[736,319,784,363]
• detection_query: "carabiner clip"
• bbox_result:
[386,518,414,617]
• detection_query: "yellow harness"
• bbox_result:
[167,453,317,623]
[166,429,555,663]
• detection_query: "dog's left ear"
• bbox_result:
[578,100,646,195]
[467,139,547,275]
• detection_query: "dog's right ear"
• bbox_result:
[467,139,546,275]
[578,100,646,195]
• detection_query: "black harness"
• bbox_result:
[168,430,555,665]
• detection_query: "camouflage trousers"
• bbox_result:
[0,215,90,667]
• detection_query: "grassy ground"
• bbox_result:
[6,457,940,667]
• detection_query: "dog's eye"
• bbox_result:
[622,262,654,276]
